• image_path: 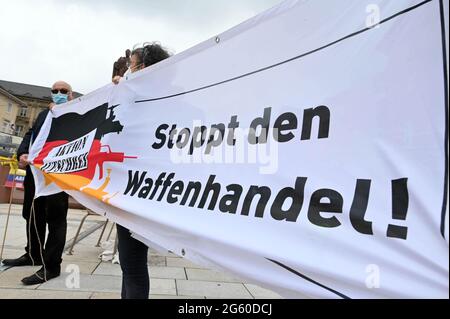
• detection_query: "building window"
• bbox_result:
[7,102,12,113]
[15,125,24,136]
[2,119,10,133]
[19,106,28,117]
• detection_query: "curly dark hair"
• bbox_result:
[142,43,171,67]
[131,48,144,64]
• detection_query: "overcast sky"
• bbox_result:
[0,0,282,94]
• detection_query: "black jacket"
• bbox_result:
[17,109,50,158]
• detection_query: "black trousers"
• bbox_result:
[116,224,149,299]
[22,168,69,273]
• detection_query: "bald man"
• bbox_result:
[2,81,73,285]
[49,81,73,109]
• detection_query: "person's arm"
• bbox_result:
[16,110,48,167]
[17,128,32,159]
[16,126,33,168]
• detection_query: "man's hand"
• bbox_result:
[18,154,30,169]
[49,102,56,110]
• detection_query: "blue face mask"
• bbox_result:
[51,93,69,105]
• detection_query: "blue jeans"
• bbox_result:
[116,224,149,299]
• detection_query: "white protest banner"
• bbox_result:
[29,0,448,298]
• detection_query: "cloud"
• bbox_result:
[0,0,282,94]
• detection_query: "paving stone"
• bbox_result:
[149,266,186,280]
[37,273,121,293]
[92,262,122,276]
[0,288,92,299]
[185,268,242,283]
[0,248,26,262]
[149,248,177,257]
[62,245,103,262]
[90,292,121,299]
[166,257,205,269]
[0,266,43,289]
[244,284,283,299]
[61,261,100,275]
[148,256,166,267]
[150,278,177,295]
[176,280,253,299]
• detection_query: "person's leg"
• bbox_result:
[21,192,68,285]
[121,274,127,299]
[116,224,149,299]
[29,196,47,265]
[23,171,47,261]
[43,192,69,274]
[21,171,34,257]
[3,171,44,266]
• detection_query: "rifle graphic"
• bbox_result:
[95,145,137,179]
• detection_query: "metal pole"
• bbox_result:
[0,170,17,261]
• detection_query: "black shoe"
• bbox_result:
[2,254,42,267]
[21,267,60,286]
